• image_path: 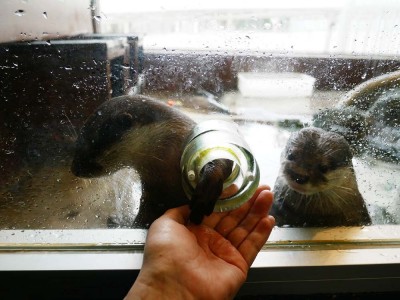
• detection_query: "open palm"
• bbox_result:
[126,185,275,300]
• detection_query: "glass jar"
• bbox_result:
[181,120,260,212]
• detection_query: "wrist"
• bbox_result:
[125,266,196,300]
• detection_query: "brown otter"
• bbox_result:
[313,70,400,163]
[71,94,233,227]
[271,127,371,227]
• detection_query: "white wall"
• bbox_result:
[0,0,94,43]
[99,0,400,56]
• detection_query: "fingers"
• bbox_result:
[224,190,274,245]
[203,185,271,229]
[162,205,191,225]
[160,184,271,231]
[238,215,275,267]
[220,183,239,198]
[205,185,271,232]
[211,187,275,267]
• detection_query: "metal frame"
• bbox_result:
[1,226,399,267]
[1,226,400,294]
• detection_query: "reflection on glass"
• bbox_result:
[0,0,399,231]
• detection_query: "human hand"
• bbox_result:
[125,185,275,300]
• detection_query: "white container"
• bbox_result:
[238,72,316,98]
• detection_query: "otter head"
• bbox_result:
[71,95,196,181]
[281,127,353,195]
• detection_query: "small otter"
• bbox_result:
[71,95,233,227]
[271,127,371,227]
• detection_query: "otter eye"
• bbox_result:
[319,165,329,173]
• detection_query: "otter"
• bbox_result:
[71,94,233,228]
[271,127,371,227]
[313,70,400,163]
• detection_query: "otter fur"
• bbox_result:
[71,95,232,227]
[271,127,371,227]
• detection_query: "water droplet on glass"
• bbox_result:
[15,10,25,17]
[42,12,47,19]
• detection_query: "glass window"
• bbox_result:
[0,0,399,280]
[98,0,400,229]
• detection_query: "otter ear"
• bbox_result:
[114,112,133,130]
[109,112,134,137]
[100,112,134,142]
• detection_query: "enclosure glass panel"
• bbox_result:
[0,0,399,247]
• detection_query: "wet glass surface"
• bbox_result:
[1,90,398,229]
[0,0,399,231]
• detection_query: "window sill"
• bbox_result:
[1,226,399,270]
[1,226,399,294]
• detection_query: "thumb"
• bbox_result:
[162,205,191,225]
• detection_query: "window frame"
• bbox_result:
[1,226,400,295]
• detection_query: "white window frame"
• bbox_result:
[1,226,400,294]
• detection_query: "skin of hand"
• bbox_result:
[124,185,275,300]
